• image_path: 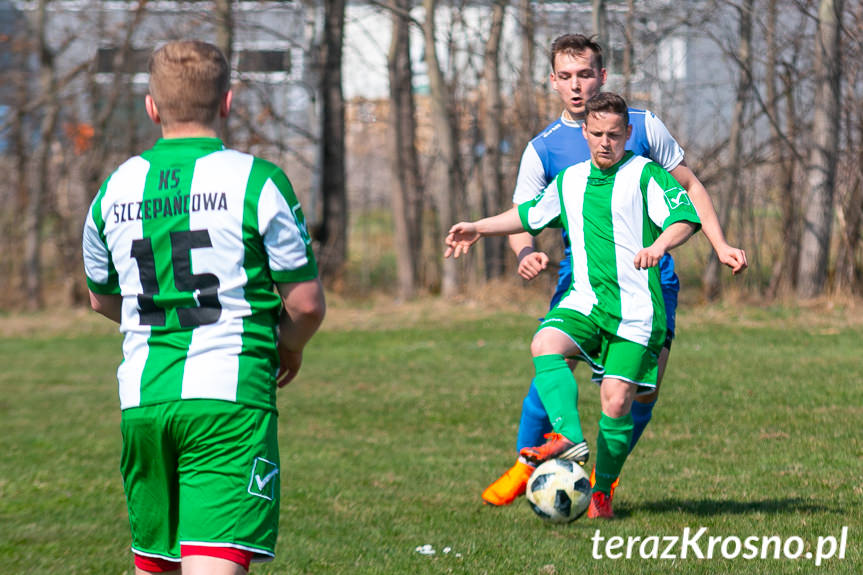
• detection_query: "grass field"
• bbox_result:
[1,299,861,574]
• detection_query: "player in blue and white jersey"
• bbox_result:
[481,34,747,507]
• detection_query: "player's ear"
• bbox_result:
[626,122,632,139]
[599,67,607,87]
[145,95,161,125]
[219,90,233,118]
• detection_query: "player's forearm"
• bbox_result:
[670,164,729,251]
[474,208,525,237]
[277,279,326,353]
[508,231,535,258]
[686,184,729,250]
[654,221,698,253]
[89,291,123,324]
[508,200,537,261]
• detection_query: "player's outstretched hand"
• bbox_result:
[634,245,665,269]
[716,244,748,275]
[445,222,480,258]
[276,348,303,387]
[518,251,550,281]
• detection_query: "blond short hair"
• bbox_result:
[148,40,229,127]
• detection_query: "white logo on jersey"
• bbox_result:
[248,457,280,500]
[663,187,691,210]
[292,204,311,245]
[541,123,562,139]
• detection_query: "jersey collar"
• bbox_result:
[153,137,225,152]
[559,111,584,129]
[590,150,635,178]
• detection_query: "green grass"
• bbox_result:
[1,303,861,574]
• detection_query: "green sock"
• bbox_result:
[532,354,584,444]
[594,412,634,494]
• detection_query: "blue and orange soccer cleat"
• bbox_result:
[481,458,535,506]
[519,432,589,466]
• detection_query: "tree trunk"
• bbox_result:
[214,0,233,145]
[765,0,801,298]
[591,0,607,52]
[316,0,348,286]
[831,0,862,295]
[797,0,844,298]
[833,120,863,294]
[514,0,537,150]
[387,0,424,299]
[767,68,803,298]
[424,0,463,296]
[481,0,507,280]
[23,0,59,310]
[622,0,634,101]
[703,0,752,301]
[4,39,30,305]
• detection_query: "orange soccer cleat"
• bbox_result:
[519,433,589,466]
[589,466,620,500]
[587,490,615,519]
[481,458,535,506]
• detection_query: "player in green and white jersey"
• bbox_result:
[445,93,700,519]
[83,41,325,575]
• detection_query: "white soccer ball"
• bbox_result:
[525,458,591,523]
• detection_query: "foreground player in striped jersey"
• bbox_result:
[83,41,325,575]
[445,92,701,518]
[482,34,747,508]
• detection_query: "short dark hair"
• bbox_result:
[584,92,629,126]
[148,40,230,127]
[550,34,603,71]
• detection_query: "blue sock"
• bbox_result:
[515,380,552,452]
[629,399,656,453]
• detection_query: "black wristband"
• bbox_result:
[517,246,535,263]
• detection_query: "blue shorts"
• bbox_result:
[551,252,679,345]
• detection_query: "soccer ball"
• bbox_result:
[525,459,591,523]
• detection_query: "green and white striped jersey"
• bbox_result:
[83,138,317,411]
[518,151,700,351]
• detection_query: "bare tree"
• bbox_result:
[834,3,863,294]
[316,0,349,285]
[22,0,61,309]
[592,0,608,50]
[702,0,753,301]
[513,0,538,158]
[3,35,31,304]
[479,0,507,280]
[834,131,862,294]
[214,0,233,144]
[798,0,845,298]
[765,0,804,298]
[423,0,464,296]
[622,0,635,101]
[387,0,424,299]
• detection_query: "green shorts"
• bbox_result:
[120,399,280,563]
[539,307,660,391]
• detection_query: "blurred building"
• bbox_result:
[0,0,318,157]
